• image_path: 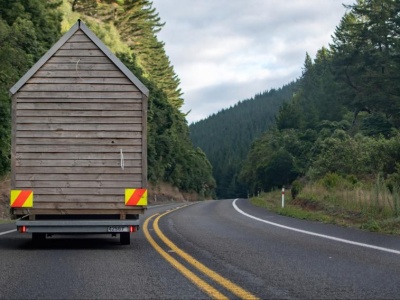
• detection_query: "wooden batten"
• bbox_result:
[10,21,148,215]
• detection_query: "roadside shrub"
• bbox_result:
[319,172,342,190]
[318,172,357,191]
[291,179,303,200]
[385,163,400,193]
[345,174,358,185]
[385,173,400,193]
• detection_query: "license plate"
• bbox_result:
[108,226,129,233]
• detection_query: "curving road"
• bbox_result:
[0,199,400,299]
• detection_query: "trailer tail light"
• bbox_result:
[130,226,137,233]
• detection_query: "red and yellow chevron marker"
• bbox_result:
[125,188,147,206]
[10,190,33,208]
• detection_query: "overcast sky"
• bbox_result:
[151,0,352,124]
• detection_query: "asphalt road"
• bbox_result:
[1,199,400,299]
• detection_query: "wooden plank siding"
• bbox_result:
[12,29,147,215]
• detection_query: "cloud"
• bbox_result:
[152,0,351,123]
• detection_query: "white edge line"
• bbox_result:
[0,229,17,236]
[233,199,400,255]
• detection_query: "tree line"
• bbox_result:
[191,0,400,198]
[190,83,297,198]
[0,0,215,198]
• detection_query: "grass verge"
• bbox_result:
[251,187,400,235]
[0,219,13,224]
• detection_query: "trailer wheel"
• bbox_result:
[120,232,130,245]
[32,233,46,244]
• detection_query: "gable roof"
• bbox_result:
[9,19,149,96]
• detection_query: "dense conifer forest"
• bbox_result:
[0,0,215,198]
[190,82,298,198]
[191,0,400,199]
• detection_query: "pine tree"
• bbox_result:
[70,0,183,108]
[330,0,400,125]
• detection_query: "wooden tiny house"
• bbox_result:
[9,19,148,231]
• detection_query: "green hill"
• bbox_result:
[190,82,298,198]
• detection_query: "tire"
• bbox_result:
[120,232,130,245]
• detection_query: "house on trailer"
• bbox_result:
[9,20,149,218]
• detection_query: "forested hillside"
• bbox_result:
[240,0,400,195]
[190,82,298,198]
[191,0,400,202]
[0,0,215,198]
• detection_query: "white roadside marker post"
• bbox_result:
[282,187,285,208]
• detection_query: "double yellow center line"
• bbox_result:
[143,206,258,300]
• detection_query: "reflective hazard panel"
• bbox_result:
[10,190,33,208]
[125,189,147,206]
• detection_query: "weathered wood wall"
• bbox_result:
[12,30,147,214]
